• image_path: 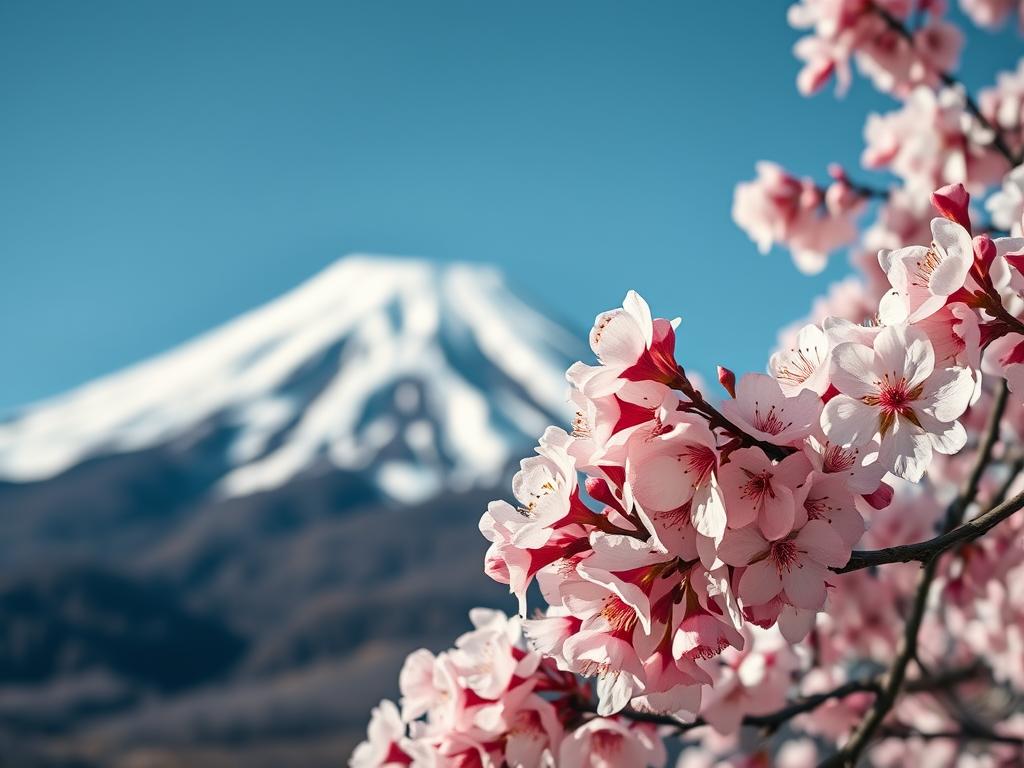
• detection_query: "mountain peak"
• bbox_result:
[0,255,584,504]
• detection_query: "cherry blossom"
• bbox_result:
[720,374,822,446]
[560,718,666,768]
[732,162,862,274]
[822,324,974,480]
[988,164,1024,236]
[769,323,832,396]
[960,0,1024,31]
[719,519,849,610]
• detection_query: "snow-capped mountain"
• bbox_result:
[0,256,583,504]
[0,256,587,766]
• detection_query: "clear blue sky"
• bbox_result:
[1,1,1019,411]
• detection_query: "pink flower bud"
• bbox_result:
[931,183,972,232]
[717,366,737,398]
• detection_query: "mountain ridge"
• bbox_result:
[0,255,583,504]
[0,255,584,765]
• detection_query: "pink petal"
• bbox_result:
[738,559,783,605]
[781,560,828,609]
[796,519,849,568]
[717,526,769,566]
[758,485,796,541]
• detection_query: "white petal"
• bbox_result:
[924,366,974,423]
[821,395,878,446]
[830,342,877,399]
[929,217,973,296]
[884,419,932,482]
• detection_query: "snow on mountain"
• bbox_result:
[0,256,584,504]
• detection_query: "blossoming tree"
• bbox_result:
[353,3,1024,766]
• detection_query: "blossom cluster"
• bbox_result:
[353,3,1024,765]
[475,182,1022,727]
[732,162,866,274]
[351,608,668,768]
[789,0,962,98]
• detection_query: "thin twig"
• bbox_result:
[588,677,881,733]
[946,381,1010,527]
[820,559,938,766]
[878,723,1024,747]
[991,452,1024,509]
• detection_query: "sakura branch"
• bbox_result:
[868,0,1021,167]
[352,5,1024,767]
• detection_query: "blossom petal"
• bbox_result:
[781,560,828,610]
[830,342,877,399]
[718,526,769,567]
[796,519,848,568]
[738,559,783,605]
[924,366,974,423]
[929,217,973,296]
[821,395,878,446]
[758,485,796,541]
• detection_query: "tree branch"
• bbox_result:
[878,723,1024,748]
[592,677,881,733]
[836,484,1024,574]
[820,558,938,766]
[601,663,981,736]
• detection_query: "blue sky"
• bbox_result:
[1,1,1020,411]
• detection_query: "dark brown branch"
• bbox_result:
[878,723,1024,747]
[603,664,981,736]
[835,486,1024,573]
[820,559,938,766]
[591,677,882,733]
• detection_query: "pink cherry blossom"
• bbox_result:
[988,164,1024,236]
[351,700,412,768]
[720,373,822,446]
[769,323,832,396]
[822,324,974,481]
[862,87,1006,196]
[959,0,1023,30]
[732,162,862,274]
[981,58,1024,158]
[718,447,814,541]
[877,216,975,324]
[719,519,848,610]
[623,407,726,561]
[699,626,800,734]
[559,718,667,768]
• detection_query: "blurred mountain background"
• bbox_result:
[0,256,583,766]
